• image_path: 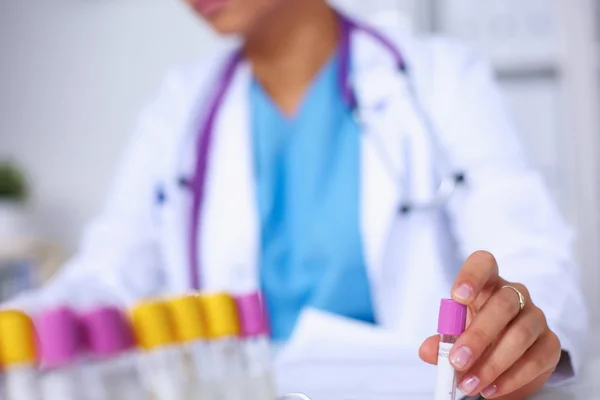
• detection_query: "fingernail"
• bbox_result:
[454,284,473,301]
[482,384,498,398]
[450,346,472,368]
[459,375,480,394]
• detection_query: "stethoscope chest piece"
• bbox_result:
[398,172,466,216]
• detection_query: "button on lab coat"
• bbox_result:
[9,19,587,381]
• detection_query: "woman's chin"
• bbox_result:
[204,14,250,36]
[187,0,284,37]
[194,0,230,16]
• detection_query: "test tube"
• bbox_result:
[131,300,192,400]
[81,306,148,400]
[434,299,467,400]
[200,293,245,400]
[0,310,41,400]
[167,295,216,400]
[37,307,90,400]
[236,292,277,400]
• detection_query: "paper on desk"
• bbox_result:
[274,308,437,400]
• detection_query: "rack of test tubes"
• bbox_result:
[0,291,291,400]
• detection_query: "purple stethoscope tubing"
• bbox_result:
[186,13,464,290]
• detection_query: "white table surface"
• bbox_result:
[276,325,600,400]
[278,353,600,400]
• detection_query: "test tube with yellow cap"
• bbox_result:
[167,295,216,400]
[131,299,193,400]
[0,310,42,400]
[200,292,246,400]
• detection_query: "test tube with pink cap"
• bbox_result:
[434,299,467,400]
[37,307,90,400]
[236,292,276,400]
[80,306,148,400]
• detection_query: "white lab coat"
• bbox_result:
[11,20,586,379]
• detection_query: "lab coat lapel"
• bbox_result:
[352,28,447,328]
[352,30,408,317]
[200,59,260,294]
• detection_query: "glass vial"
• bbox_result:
[0,310,42,400]
[434,299,467,400]
[235,292,276,400]
[201,293,246,400]
[38,307,90,400]
[132,300,191,400]
[167,295,215,400]
[81,306,148,400]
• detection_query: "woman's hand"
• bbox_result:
[419,251,562,399]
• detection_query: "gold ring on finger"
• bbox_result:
[501,285,526,312]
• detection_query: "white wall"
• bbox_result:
[0,0,223,251]
[436,0,600,324]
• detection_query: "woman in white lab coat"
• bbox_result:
[10,0,587,398]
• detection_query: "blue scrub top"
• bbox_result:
[251,53,376,341]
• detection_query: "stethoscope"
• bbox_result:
[185,13,466,290]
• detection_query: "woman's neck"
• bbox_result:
[243,1,340,115]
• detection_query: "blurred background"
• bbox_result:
[0,0,598,321]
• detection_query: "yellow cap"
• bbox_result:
[131,300,176,351]
[199,293,240,339]
[167,295,208,342]
[0,310,37,366]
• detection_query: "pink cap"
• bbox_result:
[80,307,135,359]
[235,292,268,338]
[37,307,83,369]
[437,299,467,336]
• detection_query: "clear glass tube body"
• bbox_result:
[241,335,276,400]
[181,340,216,400]
[209,336,245,400]
[40,366,89,400]
[137,346,192,400]
[4,365,42,400]
[434,334,459,400]
[87,352,147,400]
